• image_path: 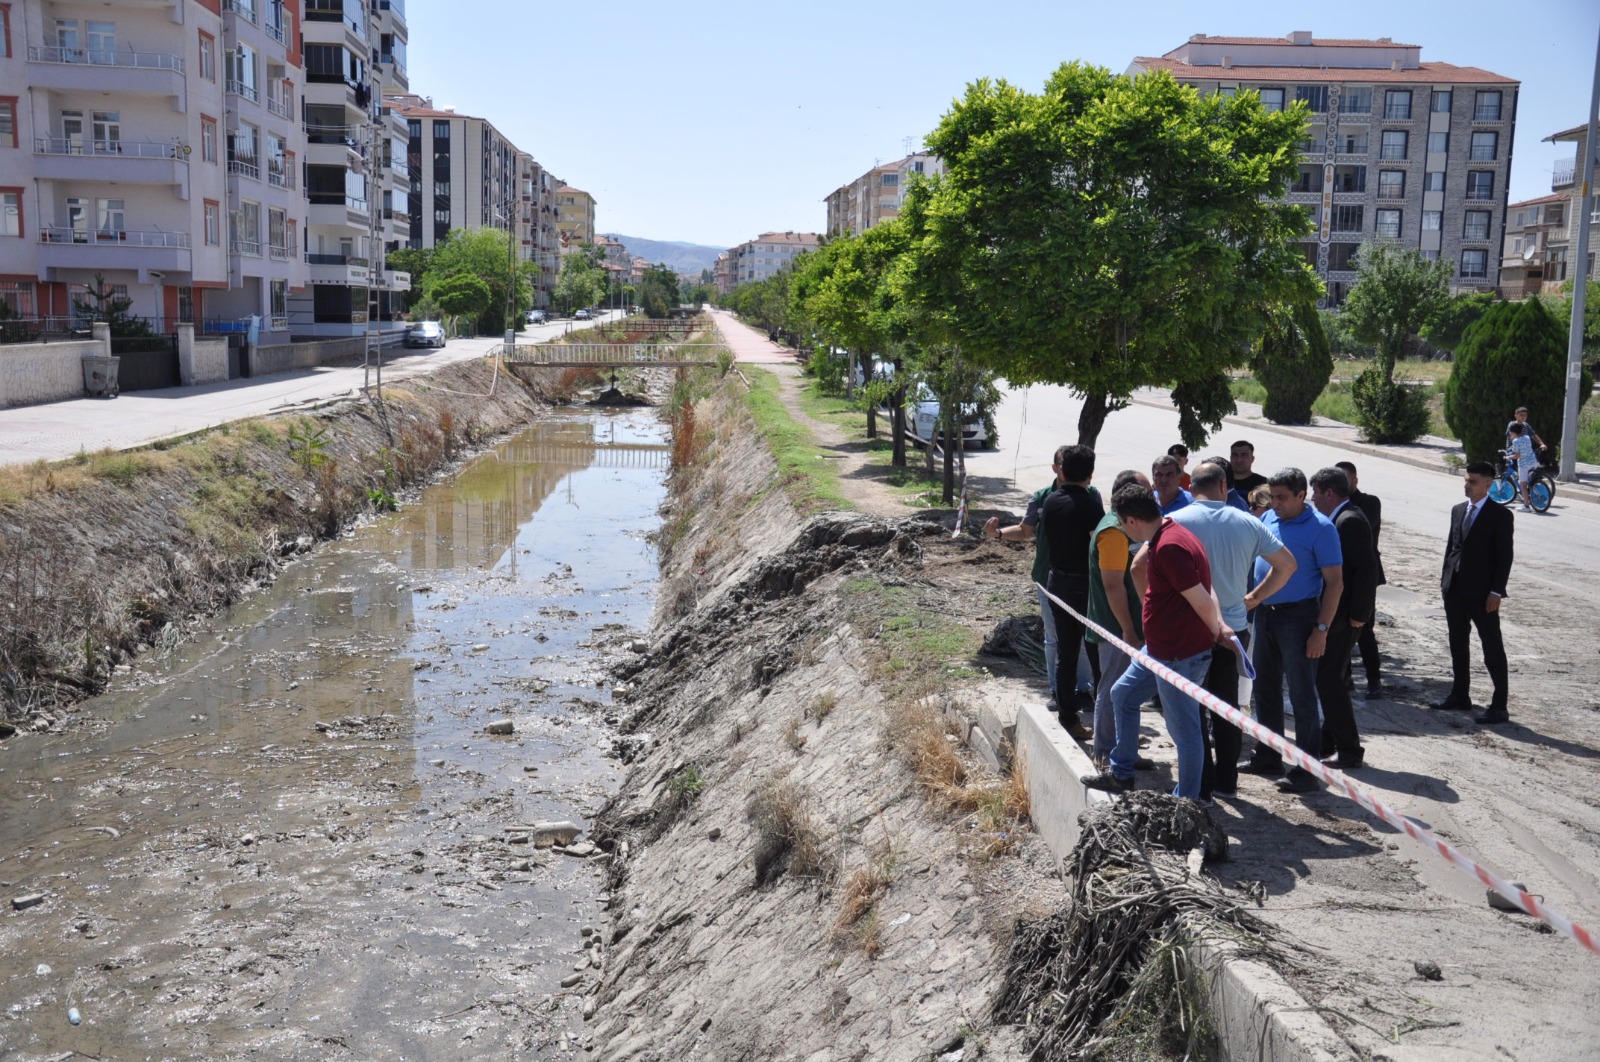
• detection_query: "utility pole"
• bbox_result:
[365,65,384,398]
[1561,22,1600,484]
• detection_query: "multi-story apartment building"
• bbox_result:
[1129,32,1518,303]
[1542,123,1594,296]
[517,151,559,307]
[553,184,594,250]
[1498,193,1568,299]
[824,152,942,237]
[712,251,735,295]
[288,0,411,339]
[726,231,820,285]
[0,0,307,337]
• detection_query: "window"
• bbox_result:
[0,189,20,237]
[1548,247,1569,281]
[1339,130,1369,154]
[1384,89,1412,120]
[1333,204,1364,232]
[1459,249,1488,278]
[1470,131,1497,161]
[1422,210,1442,231]
[176,286,194,323]
[204,199,220,245]
[1293,165,1323,193]
[1380,130,1407,160]
[226,43,258,101]
[1329,243,1360,271]
[0,97,14,148]
[268,207,286,253]
[1296,85,1328,112]
[1475,91,1502,121]
[270,279,287,316]
[1548,203,1565,227]
[235,201,261,254]
[0,4,11,59]
[880,173,899,188]
[198,30,215,81]
[1377,170,1405,199]
[1427,131,1449,154]
[1463,210,1492,239]
[1431,90,1452,113]
[85,20,115,64]
[1376,209,1402,239]
[96,197,124,235]
[1466,171,1494,200]
[1424,171,1445,193]
[1512,236,1523,254]
[1343,87,1371,114]
[0,280,36,315]
[92,110,119,152]
[1257,87,1284,112]
[201,116,217,162]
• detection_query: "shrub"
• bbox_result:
[1253,301,1332,425]
[1443,298,1595,462]
[1351,368,1431,444]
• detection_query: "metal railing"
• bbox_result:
[308,193,368,212]
[1338,139,1369,154]
[266,20,286,44]
[1376,185,1405,199]
[27,45,185,73]
[1473,106,1502,121]
[1553,163,1576,188]
[1465,188,1495,201]
[1463,227,1492,241]
[270,314,290,331]
[1382,104,1412,120]
[33,137,187,159]
[267,164,290,188]
[1378,146,1407,160]
[269,244,292,261]
[307,253,369,266]
[226,79,259,103]
[231,236,262,256]
[40,226,190,247]
[266,96,292,119]
[1375,222,1402,239]
[224,0,258,23]
[228,157,260,179]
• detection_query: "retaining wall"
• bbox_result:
[0,337,108,408]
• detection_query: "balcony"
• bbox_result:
[1469,147,1497,162]
[269,244,292,261]
[228,156,260,180]
[26,46,185,98]
[224,0,258,24]
[230,236,263,256]
[1473,106,1503,121]
[1465,188,1495,201]
[1383,105,1412,120]
[1553,163,1576,189]
[308,193,370,226]
[266,96,293,120]
[266,20,287,45]
[32,138,189,184]
[37,227,193,276]
[267,163,294,189]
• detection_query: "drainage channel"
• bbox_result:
[0,406,669,1059]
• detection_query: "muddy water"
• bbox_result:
[0,408,669,1059]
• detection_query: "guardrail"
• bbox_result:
[504,341,723,368]
[27,45,185,72]
[33,138,187,159]
[39,227,190,247]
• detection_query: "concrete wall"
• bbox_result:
[0,338,107,408]
[250,336,368,376]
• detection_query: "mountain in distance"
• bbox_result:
[604,234,724,276]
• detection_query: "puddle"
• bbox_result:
[0,408,669,1058]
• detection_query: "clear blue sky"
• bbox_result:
[408,0,1598,251]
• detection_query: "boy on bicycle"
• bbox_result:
[1507,422,1539,512]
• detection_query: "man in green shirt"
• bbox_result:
[1086,469,1149,765]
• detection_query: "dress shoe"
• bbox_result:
[1429,697,1470,711]
[1238,756,1283,776]
[1080,771,1134,793]
[1364,683,1383,701]
[1276,772,1320,794]
[1474,707,1510,725]
[1322,750,1365,769]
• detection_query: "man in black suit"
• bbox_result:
[1336,461,1385,699]
[1435,461,1515,724]
[1310,467,1378,768]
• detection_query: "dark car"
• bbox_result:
[404,320,445,348]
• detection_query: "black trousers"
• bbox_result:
[1199,627,1249,798]
[1346,623,1381,686]
[1045,570,1089,709]
[1316,620,1362,755]
[1445,591,1508,710]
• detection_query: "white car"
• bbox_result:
[908,386,991,449]
[404,320,445,348]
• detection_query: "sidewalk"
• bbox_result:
[1132,389,1600,506]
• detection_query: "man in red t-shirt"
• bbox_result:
[1082,483,1230,801]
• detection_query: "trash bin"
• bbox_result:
[82,355,121,398]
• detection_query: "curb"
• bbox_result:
[1127,394,1600,507]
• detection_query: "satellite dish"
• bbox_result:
[181,144,192,156]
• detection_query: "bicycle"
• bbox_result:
[1488,448,1555,512]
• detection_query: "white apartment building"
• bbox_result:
[518,151,559,307]
[726,231,820,285]
[1498,193,1567,299]
[1129,32,1519,303]
[0,0,300,337]
[824,152,943,238]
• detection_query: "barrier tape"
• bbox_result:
[1037,581,1600,957]
[953,463,969,539]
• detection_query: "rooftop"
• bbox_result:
[1131,56,1517,85]
[1167,34,1419,51]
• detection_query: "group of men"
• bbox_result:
[985,436,1515,805]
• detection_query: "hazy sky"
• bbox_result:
[408,0,1598,250]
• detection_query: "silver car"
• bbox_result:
[405,320,445,348]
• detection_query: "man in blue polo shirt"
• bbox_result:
[1239,468,1344,793]
[1152,454,1192,515]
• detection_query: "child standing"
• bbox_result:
[1507,422,1538,512]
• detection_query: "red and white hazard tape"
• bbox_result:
[1037,582,1600,958]
[952,465,969,539]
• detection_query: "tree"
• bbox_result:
[73,273,154,337]
[386,246,435,313]
[638,264,682,318]
[553,249,606,315]
[431,272,492,326]
[1443,297,1595,462]
[1340,242,1451,442]
[1421,289,1500,354]
[896,63,1316,447]
[1253,299,1332,425]
[421,228,532,334]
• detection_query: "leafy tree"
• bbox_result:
[1443,297,1595,462]
[554,249,607,315]
[1340,242,1451,442]
[73,273,154,337]
[1253,300,1332,424]
[1421,290,1500,353]
[638,264,682,318]
[421,229,532,334]
[386,246,435,313]
[896,63,1315,447]
[431,273,492,326]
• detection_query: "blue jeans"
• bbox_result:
[1036,585,1059,697]
[1251,599,1322,779]
[1108,649,1214,799]
[1094,639,1132,758]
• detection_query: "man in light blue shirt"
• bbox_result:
[1170,460,1297,800]
[1152,454,1192,515]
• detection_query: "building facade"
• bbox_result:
[726,231,820,285]
[553,184,594,251]
[1498,193,1568,299]
[1129,32,1519,303]
[824,152,942,237]
[1541,123,1595,297]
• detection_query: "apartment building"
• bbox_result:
[712,251,734,294]
[1498,193,1568,299]
[518,151,559,307]
[0,0,293,334]
[554,184,594,250]
[1128,32,1518,303]
[1541,123,1595,297]
[823,152,942,237]
[289,0,411,339]
[727,231,820,285]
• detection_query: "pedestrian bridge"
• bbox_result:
[500,342,725,369]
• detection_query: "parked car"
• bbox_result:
[404,320,445,348]
[574,309,591,321]
[878,381,993,450]
[525,309,548,324]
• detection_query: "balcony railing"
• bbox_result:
[270,314,290,331]
[1553,163,1576,188]
[1465,188,1495,201]
[1378,146,1407,161]
[34,137,188,160]
[227,79,260,103]
[1469,147,1497,161]
[28,45,185,73]
[40,226,190,247]
[266,96,292,119]
[224,0,258,24]
[305,123,362,146]
[231,236,263,256]
[1383,104,1412,120]
[267,164,293,189]
[1338,140,1369,155]
[1473,106,1502,121]
[1376,185,1405,199]
[228,157,260,179]
[307,253,370,266]
[1375,222,1402,239]
[269,244,292,261]
[266,20,286,44]
[1464,228,1491,240]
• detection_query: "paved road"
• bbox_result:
[0,312,623,467]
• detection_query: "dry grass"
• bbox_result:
[783,713,808,753]
[747,773,837,887]
[831,828,898,955]
[807,691,838,724]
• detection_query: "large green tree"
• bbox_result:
[897,63,1315,447]
[1253,299,1332,425]
[1340,242,1452,442]
[554,246,607,315]
[421,228,531,334]
[638,264,682,318]
[431,272,492,323]
[1443,297,1595,462]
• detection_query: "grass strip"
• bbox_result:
[741,366,853,514]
